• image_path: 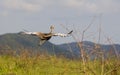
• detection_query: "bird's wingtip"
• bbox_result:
[68,30,73,34]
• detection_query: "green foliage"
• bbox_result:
[0,53,119,75]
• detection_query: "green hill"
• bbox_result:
[0,33,71,57]
[59,41,120,59]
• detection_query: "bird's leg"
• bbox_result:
[39,40,46,45]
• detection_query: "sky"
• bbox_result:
[0,0,120,44]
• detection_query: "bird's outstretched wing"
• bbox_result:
[53,30,73,37]
[19,31,38,35]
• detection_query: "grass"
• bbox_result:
[0,51,119,75]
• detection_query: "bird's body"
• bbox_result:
[19,25,73,45]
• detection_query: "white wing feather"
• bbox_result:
[53,30,73,37]
[20,32,37,35]
[53,33,68,37]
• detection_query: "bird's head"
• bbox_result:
[50,25,54,30]
[50,25,54,33]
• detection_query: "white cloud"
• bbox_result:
[1,0,42,12]
[0,0,120,14]
[64,0,120,13]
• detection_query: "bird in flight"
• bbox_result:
[19,25,73,45]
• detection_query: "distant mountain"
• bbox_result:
[58,41,120,58]
[0,33,119,59]
[0,33,71,57]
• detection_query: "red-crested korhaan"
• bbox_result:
[20,25,73,45]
